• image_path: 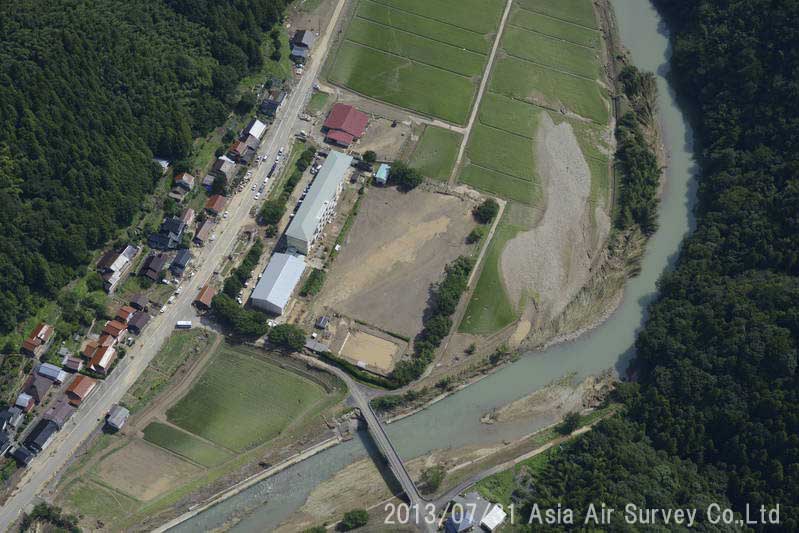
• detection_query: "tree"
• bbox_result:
[388,161,423,191]
[235,92,257,115]
[362,150,376,164]
[473,198,499,224]
[339,509,368,531]
[466,226,485,244]
[420,465,446,494]
[211,175,227,196]
[557,412,581,435]
[268,323,306,351]
[260,199,285,225]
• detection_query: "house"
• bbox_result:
[102,320,127,339]
[24,374,52,405]
[243,118,267,140]
[63,356,84,373]
[37,363,68,384]
[116,305,136,324]
[43,399,75,429]
[373,163,390,186]
[127,312,150,334]
[202,174,215,191]
[304,339,330,354]
[174,172,195,191]
[98,333,115,347]
[290,46,309,63]
[205,194,227,216]
[285,151,353,254]
[97,245,139,293]
[194,219,214,246]
[167,186,188,203]
[15,392,34,413]
[21,323,55,358]
[250,253,306,315]
[57,346,72,359]
[89,345,117,375]
[12,446,33,466]
[0,407,24,432]
[129,294,149,311]
[291,30,315,63]
[261,89,286,117]
[24,419,59,454]
[323,104,368,147]
[480,504,507,531]
[240,146,257,165]
[210,155,236,181]
[315,316,330,330]
[66,375,97,406]
[445,493,503,533]
[0,431,11,456]
[139,253,169,281]
[194,285,216,310]
[148,216,186,250]
[170,248,192,277]
[106,405,130,431]
[180,207,195,227]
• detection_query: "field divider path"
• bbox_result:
[352,15,489,57]
[502,50,598,82]
[342,40,474,79]
[448,0,515,185]
[365,0,490,37]
[506,22,599,50]
[514,4,600,32]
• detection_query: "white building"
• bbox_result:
[250,253,306,315]
[245,118,267,140]
[285,150,352,254]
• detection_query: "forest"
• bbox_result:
[510,0,799,529]
[0,0,287,334]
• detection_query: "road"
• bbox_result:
[0,1,346,529]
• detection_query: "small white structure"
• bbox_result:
[37,363,68,384]
[245,118,267,140]
[480,504,507,531]
[250,253,306,315]
[106,405,130,431]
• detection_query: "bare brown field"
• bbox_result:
[339,330,400,374]
[316,187,476,339]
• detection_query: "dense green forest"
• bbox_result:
[0,0,287,334]
[510,0,799,529]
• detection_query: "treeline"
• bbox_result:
[223,239,264,297]
[510,0,799,528]
[213,239,268,338]
[260,146,316,231]
[393,256,473,385]
[0,0,287,334]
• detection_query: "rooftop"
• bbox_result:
[324,103,368,138]
[251,253,306,313]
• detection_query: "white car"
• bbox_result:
[278,146,284,155]
[175,287,182,295]
[168,295,175,304]
[236,297,243,304]
[223,210,229,218]
[160,305,167,314]
[254,193,261,200]
[251,184,256,191]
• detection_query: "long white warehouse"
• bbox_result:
[285,150,352,254]
[250,253,306,315]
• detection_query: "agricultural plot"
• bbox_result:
[143,422,232,467]
[502,26,599,79]
[369,0,506,34]
[166,347,326,451]
[515,0,599,29]
[510,7,600,48]
[478,92,542,138]
[459,164,539,206]
[356,0,491,53]
[408,126,462,181]
[62,479,139,526]
[466,124,536,179]
[328,42,475,124]
[345,18,485,77]
[490,56,609,123]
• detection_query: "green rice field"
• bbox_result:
[478,92,542,138]
[142,422,232,467]
[368,0,506,34]
[466,124,536,179]
[515,0,599,29]
[510,6,600,48]
[407,126,462,181]
[166,346,326,451]
[460,164,539,205]
[502,25,599,79]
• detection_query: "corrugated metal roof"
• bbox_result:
[251,253,306,313]
[285,151,353,246]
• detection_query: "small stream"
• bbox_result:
[172,1,698,530]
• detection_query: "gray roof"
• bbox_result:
[285,150,352,246]
[37,363,67,383]
[292,30,315,48]
[290,46,309,58]
[107,405,130,429]
[251,253,306,313]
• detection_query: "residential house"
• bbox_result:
[250,253,306,315]
[0,431,11,456]
[139,252,169,281]
[261,89,286,117]
[115,305,136,324]
[170,248,192,277]
[57,346,72,359]
[194,285,216,310]
[106,405,130,431]
[202,174,215,191]
[102,320,127,340]
[227,135,260,162]
[82,340,99,359]
[315,316,330,330]
[180,207,195,227]
[322,104,368,147]
[97,245,139,293]
[0,407,24,432]
[373,163,390,186]
[24,419,59,454]
[210,155,236,181]
[194,219,214,246]
[21,323,55,358]
[12,446,33,466]
[43,399,75,429]
[66,375,97,406]
[37,363,68,384]
[148,216,186,250]
[15,392,34,413]
[291,30,315,63]
[63,356,84,373]
[89,345,117,375]
[174,172,195,191]
[243,118,267,141]
[285,150,353,254]
[127,312,150,334]
[24,374,53,405]
[205,194,226,216]
[129,294,149,311]
[444,493,505,533]
[290,46,309,63]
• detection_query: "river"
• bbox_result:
[172,1,697,530]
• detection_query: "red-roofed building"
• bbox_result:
[205,194,227,216]
[115,306,136,324]
[90,346,117,375]
[66,375,97,406]
[21,323,54,357]
[323,104,368,147]
[102,320,127,339]
[194,285,216,311]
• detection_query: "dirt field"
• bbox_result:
[94,438,201,501]
[339,330,399,374]
[355,117,413,161]
[315,186,477,339]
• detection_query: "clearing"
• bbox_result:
[338,329,400,375]
[142,422,232,467]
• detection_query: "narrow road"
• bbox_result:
[0,1,346,529]
[448,0,514,185]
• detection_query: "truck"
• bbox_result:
[175,320,193,329]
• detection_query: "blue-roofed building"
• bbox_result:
[285,150,353,254]
[170,248,192,277]
[250,253,306,315]
[374,163,391,186]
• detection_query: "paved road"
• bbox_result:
[0,2,346,529]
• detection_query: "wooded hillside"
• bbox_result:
[511,1,799,528]
[0,0,287,333]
